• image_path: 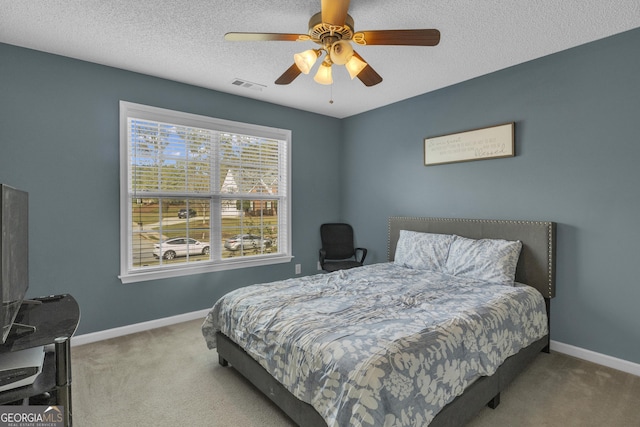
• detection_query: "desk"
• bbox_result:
[0,294,80,426]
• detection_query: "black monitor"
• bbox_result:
[0,184,29,343]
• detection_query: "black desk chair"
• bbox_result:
[319,223,367,272]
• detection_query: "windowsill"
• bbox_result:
[119,254,293,284]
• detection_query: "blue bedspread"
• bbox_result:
[202,263,547,426]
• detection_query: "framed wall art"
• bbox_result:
[424,122,514,166]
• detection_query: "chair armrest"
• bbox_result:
[355,248,367,264]
[319,249,327,266]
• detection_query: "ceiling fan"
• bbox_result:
[224,0,440,87]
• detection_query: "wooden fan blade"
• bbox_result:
[224,32,307,42]
[354,29,441,46]
[321,0,350,26]
[352,52,383,87]
[275,63,302,85]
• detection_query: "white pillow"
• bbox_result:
[445,235,522,284]
[394,230,454,272]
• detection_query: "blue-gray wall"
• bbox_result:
[0,42,342,335]
[341,28,640,364]
[1,27,639,365]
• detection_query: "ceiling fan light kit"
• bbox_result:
[345,54,367,80]
[224,0,440,88]
[294,49,321,74]
[329,40,353,65]
[314,60,333,85]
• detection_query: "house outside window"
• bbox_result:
[119,101,291,283]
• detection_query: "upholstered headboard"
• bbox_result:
[388,217,556,298]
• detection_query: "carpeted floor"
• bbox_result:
[71,319,640,426]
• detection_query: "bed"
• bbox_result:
[202,217,556,426]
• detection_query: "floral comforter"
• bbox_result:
[202,263,548,426]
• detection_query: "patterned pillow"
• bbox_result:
[446,235,522,284]
[394,230,455,272]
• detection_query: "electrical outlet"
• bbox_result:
[295,264,301,274]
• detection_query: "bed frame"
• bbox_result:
[216,217,556,426]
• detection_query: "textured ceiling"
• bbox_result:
[1,1,639,118]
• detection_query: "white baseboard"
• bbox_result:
[550,340,640,377]
[71,308,211,347]
[72,312,640,378]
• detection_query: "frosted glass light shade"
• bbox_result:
[345,55,367,79]
[293,49,320,74]
[314,62,333,85]
[329,40,354,65]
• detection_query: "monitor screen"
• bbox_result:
[0,184,29,343]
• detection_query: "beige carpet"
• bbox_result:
[71,319,640,426]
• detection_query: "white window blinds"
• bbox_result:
[119,101,291,283]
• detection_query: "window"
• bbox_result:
[119,101,291,283]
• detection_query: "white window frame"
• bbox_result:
[119,101,292,283]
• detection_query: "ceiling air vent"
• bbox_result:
[230,78,266,91]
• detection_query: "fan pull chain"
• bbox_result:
[329,82,334,104]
